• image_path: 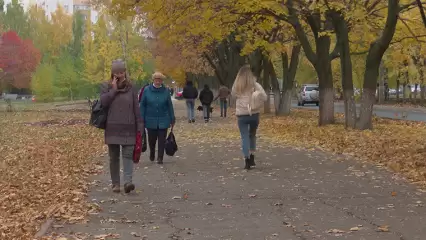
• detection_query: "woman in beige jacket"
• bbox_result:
[232,65,267,170]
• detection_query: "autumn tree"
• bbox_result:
[31,63,55,101]
[0,0,29,38]
[354,0,426,129]
[0,31,41,91]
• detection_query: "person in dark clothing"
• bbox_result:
[182,80,198,123]
[100,59,143,193]
[213,85,231,117]
[199,84,214,122]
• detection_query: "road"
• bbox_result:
[290,100,426,122]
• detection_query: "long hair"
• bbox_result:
[232,64,256,96]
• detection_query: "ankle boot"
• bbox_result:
[244,157,251,170]
[124,183,135,193]
[249,154,256,166]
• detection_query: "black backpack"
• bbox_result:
[89,99,108,129]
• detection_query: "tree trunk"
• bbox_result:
[357,64,378,130]
[396,77,400,102]
[357,0,399,130]
[262,55,271,114]
[315,36,335,126]
[203,35,247,88]
[378,62,386,104]
[272,45,301,116]
[249,49,263,78]
[333,13,356,128]
[414,83,418,103]
[420,68,425,104]
[403,81,407,103]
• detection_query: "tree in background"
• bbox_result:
[31,63,55,101]
[0,31,41,90]
[1,0,154,100]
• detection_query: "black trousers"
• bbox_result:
[147,128,168,158]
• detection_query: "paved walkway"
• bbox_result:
[52,101,426,240]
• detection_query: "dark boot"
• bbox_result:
[149,153,155,161]
[157,156,163,164]
[191,119,195,123]
[244,158,251,170]
[249,154,256,166]
[124,183,135,193]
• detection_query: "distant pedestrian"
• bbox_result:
[100,59,143,193]
[140,72,175,164]
[232,65,267,170]
[182,80,198,123]
[214,84,231,117]
[199,84,214,123]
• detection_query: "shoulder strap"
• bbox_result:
[138,86,146,102]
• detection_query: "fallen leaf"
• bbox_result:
[377,225,390,232]
[350,227,360,231]
[327,229,345,234]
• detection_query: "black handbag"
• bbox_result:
[89,99,108,129]
[165,130,178,156]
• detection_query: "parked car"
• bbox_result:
[297,84,319,106]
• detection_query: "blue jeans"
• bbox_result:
[220,99,227,117]
[186,99,195,120]
[202,104,210,119]
[237,114,259,158]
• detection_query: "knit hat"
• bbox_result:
[111,59,126,74]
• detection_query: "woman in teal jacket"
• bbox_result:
[140,72,175,164]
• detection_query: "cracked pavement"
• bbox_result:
[51,101,426,240]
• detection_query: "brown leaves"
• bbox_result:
[260,110,426,186]
[0,111,103,239]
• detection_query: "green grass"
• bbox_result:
[0,100,88,112]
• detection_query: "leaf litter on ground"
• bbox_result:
[2,106,425,239]
[0,111,103,239]
[259,110,426,186]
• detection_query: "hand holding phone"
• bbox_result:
[112,76,118,89]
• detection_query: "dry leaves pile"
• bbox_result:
[0,111,104,240]
[261,110,426,184]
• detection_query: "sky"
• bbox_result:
[4,0,98,22]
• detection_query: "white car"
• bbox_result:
[297,84,319,106]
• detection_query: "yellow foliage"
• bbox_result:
[48,5,73,58]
